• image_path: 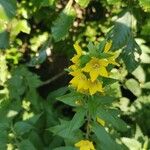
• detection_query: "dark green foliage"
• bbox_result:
[0,0,150,149]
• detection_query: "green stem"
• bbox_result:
[85,110,91,139]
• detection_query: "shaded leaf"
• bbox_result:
[0,0,16,19]
[54,146,77,150]
[57,92,83,107]
[51,1,76,41]
[75,0,90,8]
[92,122,122,150]
[14,121,33,135]
[18,140,36,150]
[0,31,9,49]
[97,107,128,132]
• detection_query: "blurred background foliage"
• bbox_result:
[0,0,150,149]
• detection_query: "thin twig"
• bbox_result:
[40,71,65,86]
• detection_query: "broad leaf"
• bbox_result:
[54,146,77,150]
[107,12,132,50]
[51,1,76,41]
[14,121,33,135]
[57,92,83,107]
[107,11,141,72]
[121,37,141,72]
[97,107,128,131]
[18,140,36,150]
[92,122,122,150]
[49,108,85,139]
[0,31,9,49]
[0,0,16,19]
[11,19,30,38]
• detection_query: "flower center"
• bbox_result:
[93,63,100,69]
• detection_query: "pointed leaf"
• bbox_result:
[75,0,90,8]
[92,122,122,150]
[51,1,76,41]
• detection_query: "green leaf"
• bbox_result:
[107,12,132,50]
[69,108,86,131]
[0,5,8,31]
[0,31,9,49]
[125,78,142,96]
[0,128,7,150]
[79,55,91,67]
[54,146,77,150]
[93,95,116,105]
[49,108,86,139]
[28,131,44,150]
[97,107,128,131]
[105,82,122,98]
[121,38,141,72]
[18,140,36,150]
[47,86,68,100]
[139,0,150,12]
[7,74,26,100]
[57,92,83,107]
[121,138,142,150]
[11,19,31,38]
[101,77,118,87]
[107,0,121,5]
[0,0,16,19]
[51,1,76,41]
[14,121,33,135]
[141,82,150,89]
[75,0,90,8]
[132,66,145,83]
[107,11,141,72]
[92,122,122,150]
[40,0,56,7]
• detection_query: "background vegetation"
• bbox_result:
[0,0,150,149]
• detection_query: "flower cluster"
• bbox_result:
[69,41,119,95]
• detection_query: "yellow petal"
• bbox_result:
[104,40,112,53]
[90,70,99,82]
[82,63,92,72]
[89,83,98,95]
[75,140,95,150]
[96,81,103,92]
[108,59,120,66]
[99,66,108,77]
[99,59,109,67]
[71,55,80,63]
[73,42,82,55]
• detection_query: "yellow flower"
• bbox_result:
[104,40,112,53]
[70,71,89,91]
[75,140,95,150]
[107,52,120,66]
[71,42,83,64]
[104,41,120,66]
[87,79,103,95]
[96,117,105,126]
[69,64,79,71]
[82,57,109,82]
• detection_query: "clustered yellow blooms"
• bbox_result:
[75,140,95,150]
[69,41,119,95]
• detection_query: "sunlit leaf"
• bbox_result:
[75,0,90,8]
